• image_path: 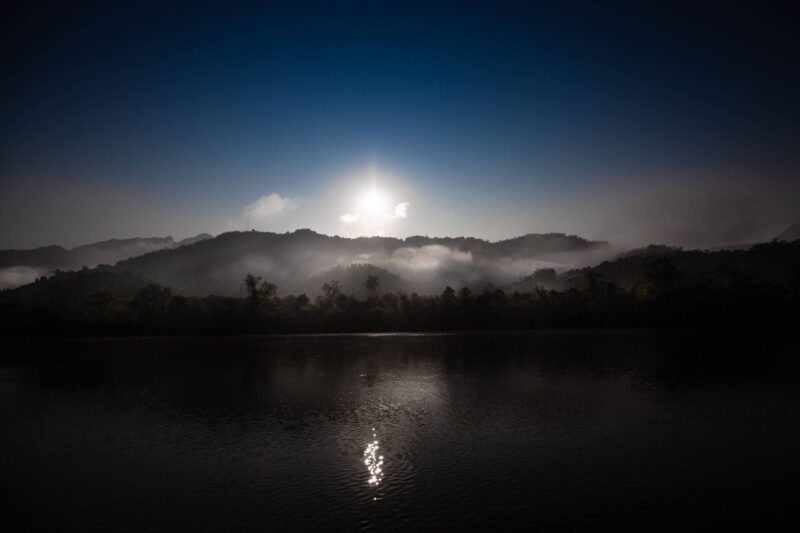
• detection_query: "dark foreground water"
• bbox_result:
[2,330,800,530]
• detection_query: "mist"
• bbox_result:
[76,231,614,298]
[0,266,49,290]
[528,174,800,250]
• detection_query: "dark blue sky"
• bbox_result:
[2,1,799,247]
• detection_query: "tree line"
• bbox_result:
[1,251,798,337]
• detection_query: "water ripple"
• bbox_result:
[364,427,384,487]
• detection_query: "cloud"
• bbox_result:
[339,201,409,226]
[245,193,297,219]
[340,212,366,225]
[393,202,409,218]
[0,266,49,289]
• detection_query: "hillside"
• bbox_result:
[0,234,212,289]
[2,237,798,337]
[7,268,153,305]
[0,234,212,270]
[562,241,800,290]
[110,229,610,296]
[776,223,800,243]
[306,264,409,298]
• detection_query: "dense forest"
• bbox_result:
[1,240,798,337]
[0,229,615,293]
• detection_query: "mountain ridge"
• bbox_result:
[0,234,213,269]
[0,234,213,289]
[108,229,610,296]
[776,223,800,243]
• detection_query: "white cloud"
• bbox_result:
[340,201,409,225]
[339,212,365,225]
[338,199,409,236]
[394,202,409,218]
[245,193,297,219]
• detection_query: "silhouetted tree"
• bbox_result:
[365,275,380,298]
[441,286,456,306]
[243,273,277,315]
[318,280,342,309]
[244,273,260,306]
[459,287,472,305]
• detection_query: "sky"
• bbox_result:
[1,0,799,249]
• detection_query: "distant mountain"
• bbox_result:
[707,222,800,251]
[176,233,214,247]
[707,243,754,251]
[4,237,798,336]
[109,229,611,296]
[561,240,800,290]
[776,223,800,243]
[0,234,213,289]
[0,235,214,270]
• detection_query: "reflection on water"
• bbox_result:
[3,331,800,530]
[364,427,384,487]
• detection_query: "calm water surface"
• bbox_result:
[2,330,800,530]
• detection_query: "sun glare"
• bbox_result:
[338,167,410,234]
[358,186,389,215]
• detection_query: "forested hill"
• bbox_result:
[562,240,800,290]
[108,229,610,296]
[0,234,212,270]
[2,238,798,336]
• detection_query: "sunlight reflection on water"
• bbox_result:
[364,427,384,488]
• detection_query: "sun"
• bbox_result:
[338,166,409,233]
[358,186,389,216]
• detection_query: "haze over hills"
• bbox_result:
[0,234,212,289]
[105,229,611,296]
[4,232,798,337]
[308,264,409,299]
[2,222,797,295]
[706,222,800,251]
[776,223,800,243]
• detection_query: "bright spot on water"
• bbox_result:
[364,427,384,486]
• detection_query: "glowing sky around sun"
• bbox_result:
[335,168,410,237]
[2,2,799,248]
